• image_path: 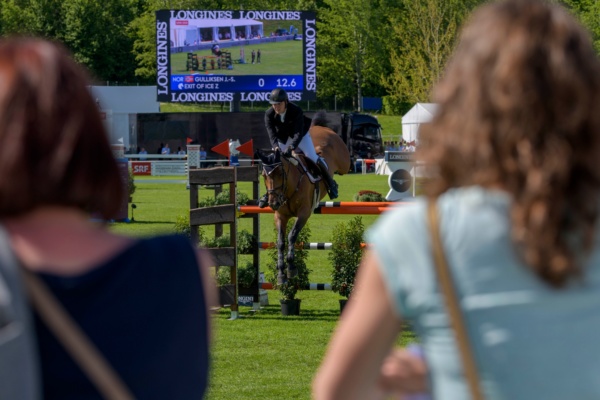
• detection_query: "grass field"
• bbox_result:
[110,172,417,400]
[377,114,403,143]
[171,40,303,75]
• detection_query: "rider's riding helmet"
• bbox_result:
[268,88,288,104]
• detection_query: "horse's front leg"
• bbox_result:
[286,216,308,279]
[275,213,288,284]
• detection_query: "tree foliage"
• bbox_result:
[563,0,600,53]
[0,0,598,111]
[329,216,365,298]
[383,0,481,107]
[0,0,140,83]
[318,0,391,110]
[62,0,139,83]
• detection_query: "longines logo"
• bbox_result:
[389,153,414,161]
[389,169,412,193]
[386,152,415,162]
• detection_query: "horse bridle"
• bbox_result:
[263,156,305,207]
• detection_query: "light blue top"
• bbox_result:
[367,186,600,400]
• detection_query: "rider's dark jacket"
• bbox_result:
[265,102,309,149]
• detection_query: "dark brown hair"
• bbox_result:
[419,0,600,287]
[0,38,123,219]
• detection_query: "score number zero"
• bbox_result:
[257,78,297,88]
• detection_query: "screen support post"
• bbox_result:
[230,92,241,112]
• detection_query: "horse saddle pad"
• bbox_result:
[291,154,322,184]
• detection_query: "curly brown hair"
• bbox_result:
[0,38,123,219]
[419,0,600,287]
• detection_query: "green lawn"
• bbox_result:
[376,114,403,142]
[110,172,417,400]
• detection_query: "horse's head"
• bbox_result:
[256,149,288,211]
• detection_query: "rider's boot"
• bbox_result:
[316,157,339,199]
[258,193,269,208]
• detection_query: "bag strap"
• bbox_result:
[427,199,484,400]
[0,225,41,400]
[21,269,135,400]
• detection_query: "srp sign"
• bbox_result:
[131,162,152,175]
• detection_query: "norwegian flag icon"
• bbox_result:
[185,76,194,83]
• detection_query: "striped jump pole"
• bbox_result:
[304,283,332,290]
[258,242,333,250]
[261,282,332,290]
[257,242,368,250]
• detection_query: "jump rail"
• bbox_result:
[260,282,332,290]
[238,204,400,215]
[257,242,368,250]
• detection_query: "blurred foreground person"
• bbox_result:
[0,37,216,399]
[313,0,600,399]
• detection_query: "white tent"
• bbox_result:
[171,18,263,46]
[402,103,438,142]
[90,86,159,148]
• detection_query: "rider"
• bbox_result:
[258,88,339,208]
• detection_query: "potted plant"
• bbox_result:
[353,190,385,202]
[215,261,256,306]
[329,216,366,312]
[266,221,311,315]
[202,228,255,307]
[215,267,236,305]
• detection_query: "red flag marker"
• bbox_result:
[211,140,230,158]
[236,139,253,156]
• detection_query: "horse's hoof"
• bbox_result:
[287,266,298,279]
[277,272,288,285]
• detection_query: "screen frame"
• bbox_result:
[156,10,316,103]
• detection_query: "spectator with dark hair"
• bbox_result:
[0,37,216,400]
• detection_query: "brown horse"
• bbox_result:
[256,114,351,284]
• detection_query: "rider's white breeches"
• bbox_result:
[278,133,319,163]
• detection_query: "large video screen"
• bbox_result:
[156,10,316,103]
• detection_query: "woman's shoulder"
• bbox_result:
[368,187,510,242]
[125,234,196,262]
[438,186,510,208]
[71,235,196,280]
[435,186,511,232]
